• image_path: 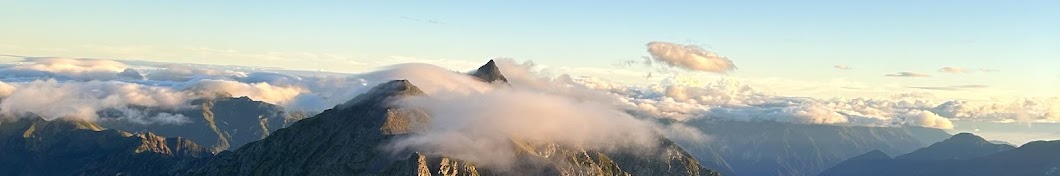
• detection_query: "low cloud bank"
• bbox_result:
[0,58,369,124]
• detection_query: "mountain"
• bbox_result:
[470,59,508,83]
[895,133,1015,160]
[189,61,720,176]
[818,133,1023,176]
[0,116,211,176]
[99,96,291,152]
[677,120,951,176]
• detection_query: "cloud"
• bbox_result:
[0,79,193,122]
[979,68,1000,72]
[0,81,14,96]
[885,72,932,77]
[373,60,692,170]
[939,67,971,73]
[901,110,954,129]
[645,41,736,74]
[559,75,1035,129]
[834,65,852,70]
[907,85,989,91]
[0,57,377,124]
[930,99,1060,122]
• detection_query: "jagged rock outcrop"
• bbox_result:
[99,96,289,151]
[0,116,211,176]
[470,60,508,83]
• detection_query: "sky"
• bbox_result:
[1,1,1058,144]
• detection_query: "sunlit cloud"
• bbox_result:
[645,41,736,74]
[939,67,971,73]
[885,72,932,77]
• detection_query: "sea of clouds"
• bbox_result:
[0,57,1055,130]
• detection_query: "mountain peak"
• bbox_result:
[336,80,425,109]
[471,59,508,83]
[895,132,1015,160]
[944,133,990,145]
[849,150,892,161]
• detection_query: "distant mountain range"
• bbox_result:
[98,96,294,152]
[817,133,1057,176]
[675,120,952,176]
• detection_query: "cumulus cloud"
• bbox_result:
[834,65,852,70]
[0,57,129,81]
[939,67,971,73]
[930,99,1060,123]
[885,72,932,77]
[901,110,954,129]
[645,41,736,73]
[591,74,1059,127]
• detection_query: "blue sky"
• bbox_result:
[1,0,1057,99]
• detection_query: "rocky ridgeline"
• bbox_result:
[0,60,722,176]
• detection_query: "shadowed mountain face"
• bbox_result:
[0,116,211,176]
[470,59,508,83]
[98,96,290,152]
[896,133,1016,161]
[188,61,720,176]
[819,133,1025,176]
[677,120,951,176]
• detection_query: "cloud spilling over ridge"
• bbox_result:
[885,72,932,77]
[366,60,703,169]
[646,41,736,74]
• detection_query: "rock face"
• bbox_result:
[0,116,211,176]
[99,96,289,152]
[819,133,1026,176]
[678,120,952,176]
[470,59,508,83]
[189,61,720,176]
[189,80,430,175]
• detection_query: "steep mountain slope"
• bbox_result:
[819,133,1022,176]
[0,116,211,176]
[99,96,290,152]
[679,120,951,176]
[190,61,720,176]
[470,59,508,83]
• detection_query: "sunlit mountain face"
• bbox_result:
[1,1,1057,176]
